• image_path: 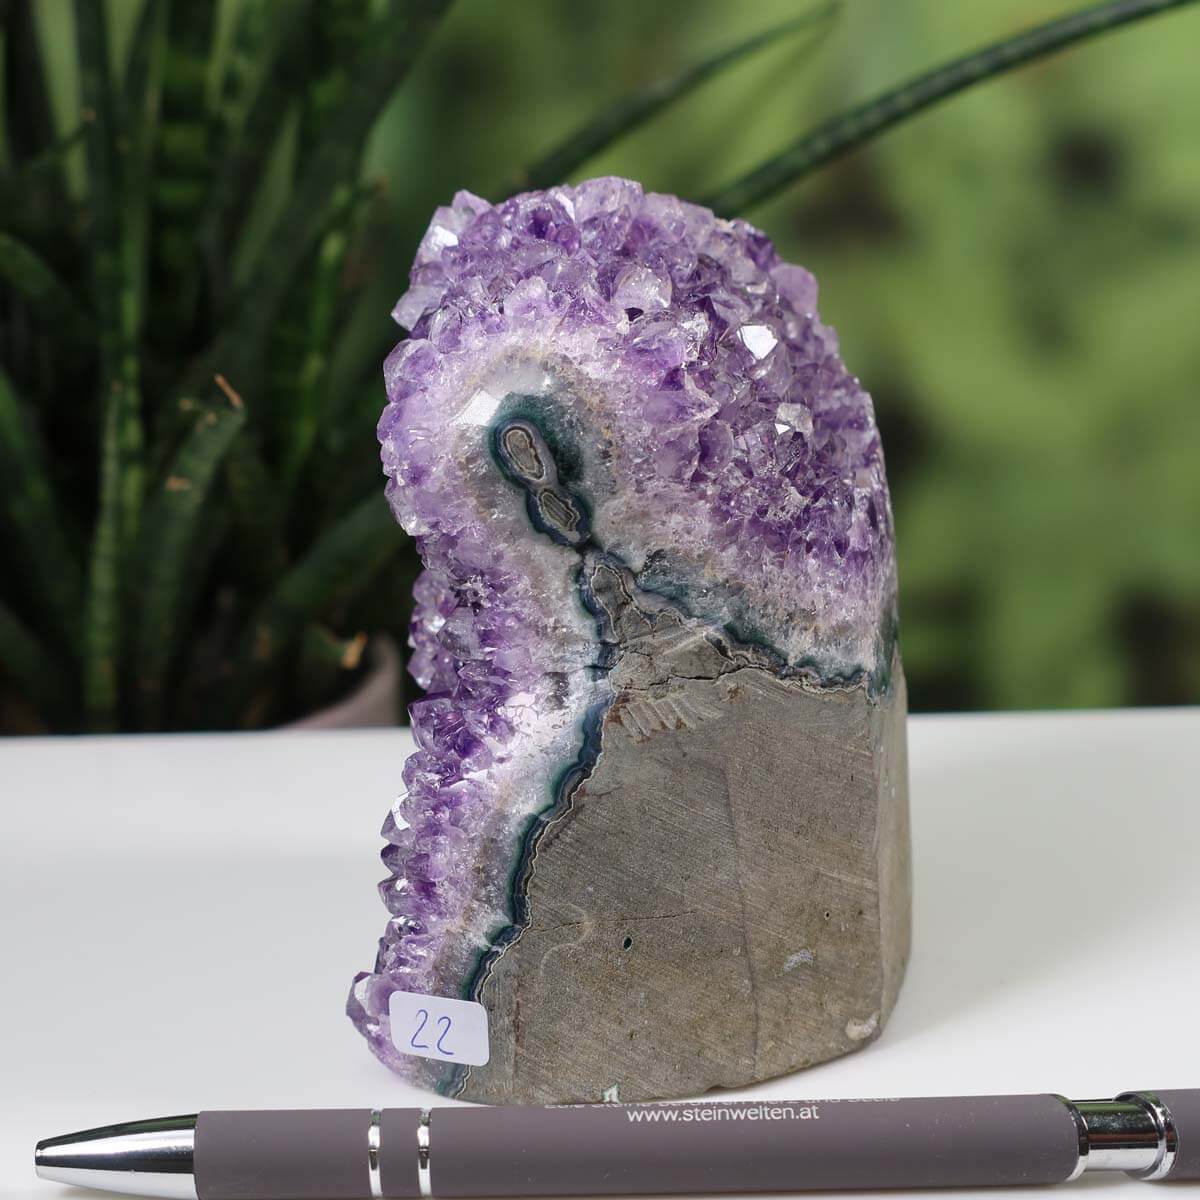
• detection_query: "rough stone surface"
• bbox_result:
[457,572,909,1104]
[348,177,909,1101]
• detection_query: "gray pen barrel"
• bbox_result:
[190,1091,1200,1198]
[1154,1090,1200,1181]
[429,1095,1079,1196]
[195,1110,423,1199]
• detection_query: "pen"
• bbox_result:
[34,1089,1198,1199]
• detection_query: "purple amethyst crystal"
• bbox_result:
[349,178,903,1100]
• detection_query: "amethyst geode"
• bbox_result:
[349,177,909,1104]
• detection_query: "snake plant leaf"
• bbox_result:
[297,0,374,163]
[508,0,841,196]
[279,179,382,493]
[181,373,291,618]
[75,0,146,726]
[119,0,168,328]
[293,624,371,720]
[0,4,82,250]
[203,0,314,301]
[229,491,401,725]
[161,0,449,470]
[133,398,247,730]
[0,122,88,240]
[0,231,91,352]
[272,0,373,492]
[0,598,72,725]
[278,223,348,492]
[0,120,88,175]
[168,500,236,730]
[205,0,276,308]
[222,433,290,591]
[2,0,63,179]
[147,2,217,351]
[211,0,273,147]
[122,0,166,114]
[74,0,129,375]
[83,388,128,728]
[227,0,452,365]
[703,0,1200,216]
[0,366,82,655]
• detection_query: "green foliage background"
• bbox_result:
[14,0,1200,718]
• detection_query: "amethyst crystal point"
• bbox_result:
[350,177,910,1104]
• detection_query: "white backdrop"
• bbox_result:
[3,709,1198,1198]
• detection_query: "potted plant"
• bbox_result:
[1,0,1187,733]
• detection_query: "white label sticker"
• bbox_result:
[389,991,490,1066]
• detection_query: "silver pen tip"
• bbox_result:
[33,1117,198,1199]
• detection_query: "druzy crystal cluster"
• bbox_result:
[349,177,899,1093]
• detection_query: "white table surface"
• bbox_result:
[2,709,1198,1200]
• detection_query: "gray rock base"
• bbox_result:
[454,636,910,1104]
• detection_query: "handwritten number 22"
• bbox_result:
[409,1008,454,1056]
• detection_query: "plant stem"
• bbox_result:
[704,0,1200,216]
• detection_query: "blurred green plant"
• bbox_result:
[0,0,844,732]
[1,0,453,731]
[0,0,1195,732]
